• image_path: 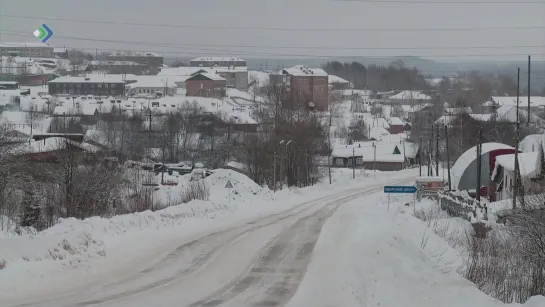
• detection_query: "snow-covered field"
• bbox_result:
[1,168,544,306]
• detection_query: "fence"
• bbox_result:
[437,191,488,223]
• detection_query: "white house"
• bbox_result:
[125,80,177,97]
[491,151,541,201]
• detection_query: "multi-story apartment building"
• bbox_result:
[189,57,246,68]
[104,51,164,67]
[281,65,329,111]
[48,76,126,96]
[0,42,54,58]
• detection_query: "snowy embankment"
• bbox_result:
[287,193,545,307]
[0,167,415,297]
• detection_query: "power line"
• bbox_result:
[1,14,544,32]
[1,31,544,61]
[333,0,543,3]
[2,29,543,52]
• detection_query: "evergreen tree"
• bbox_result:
[21,188,43,230]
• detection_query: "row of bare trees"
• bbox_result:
[234,88,327,188]
[0,87,329,233]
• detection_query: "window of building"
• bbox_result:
[97,84,102,88]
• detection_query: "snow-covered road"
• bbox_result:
[3,169,544,307]
[4,176,412,307]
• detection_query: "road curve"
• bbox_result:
[7,177,411,307]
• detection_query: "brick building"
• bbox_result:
[185,73,227,98]
[281,65,329,111]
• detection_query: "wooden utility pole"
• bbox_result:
[352,147,355,179]
[476,128,483,202]
[428,136,433,176]
[435,124,439,176]
[419,136,422,176]
[445,125,452,191]
[513,68,521,209]
[527,56,531,125]
[273,152,277,192]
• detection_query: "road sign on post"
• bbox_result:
[225,180,233,205]
[384,186,417,193]
[384,185,418,211]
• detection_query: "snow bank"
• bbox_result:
[289,191,542,307]
[0,167,419,296]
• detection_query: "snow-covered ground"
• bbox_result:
[1,167,543,306]
[0,168,413,302]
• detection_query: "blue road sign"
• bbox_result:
[384,186,417,194]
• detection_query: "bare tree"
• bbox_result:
[327,92,343,184]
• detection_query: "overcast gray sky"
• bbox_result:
[1,0,544,61]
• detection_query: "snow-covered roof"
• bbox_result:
[388,117,405,126]
[328,75,349,84]
[494,105,544,124]
[188,73,226,81]
[451,142,515,188]
[369,126,390,140]
[283,65,328,77]
[0,42,50,48]
[108,51,162,57]
[495,151,540,178]
[484,96,545,107]
[53,104,98,116]
[158,67,208,77]
[332,143,405,163]
[49,75,126,84]
[191,57,245,62]
[389,91,432,101]
[88,60,141,66]
[519,134,545,153]
[435,113,492,125]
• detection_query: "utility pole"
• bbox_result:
[373,142,377,173]
[445,125,452,191]
[476,128,483,202]
[273,152,277,192]
[352,147,356,179]
[527,55,531,125]
[307,150,311,185]
[428,136,433,176]
[435,124,439,176]
[226,124,231,162]
[419,136,422,176]
[513,68,521,209]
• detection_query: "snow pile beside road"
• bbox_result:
[0,167,418,297]
[289,192,544,307]
[0,200,231,263]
